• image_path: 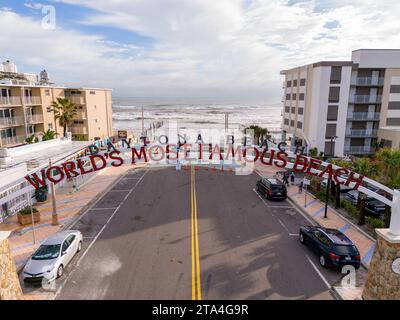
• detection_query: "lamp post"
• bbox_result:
[324,136,338,219]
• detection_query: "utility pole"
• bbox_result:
[29,192,36,244]
[141,105,144,137]
[49,159,59,225]
[324,136,338,219]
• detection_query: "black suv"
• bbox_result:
[256,178,287,200]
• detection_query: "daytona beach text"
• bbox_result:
[24,144,365,190]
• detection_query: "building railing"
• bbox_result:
[347,112,380,120]
[24,96,42,105]
[351,77,384,86]
[26,114,44,124]
[69,126,88,134]
[68,96,86,105]
[0,135,26,147]
[0,116,24,127]
[345,128,378,137]
[344,146,375,154]
[349,95,382,104]
[0,96,22,106]
[75,111,87,119]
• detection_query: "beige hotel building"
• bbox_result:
[281,49,400,157]
[0,62,113,148]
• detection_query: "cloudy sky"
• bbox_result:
[1,0,400,103]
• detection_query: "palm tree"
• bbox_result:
[50,98,78,137]
[42,129,58,141]
[309,147,318,158]
[331,159,352,209]
[376,148,400,227]
[352,158,379,225]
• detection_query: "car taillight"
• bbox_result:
[355,255,361,260]
[329,252,340,261]
[268,189,272,196]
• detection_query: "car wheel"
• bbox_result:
[77,241,82,253]
[319,255,326,268]
[299,232,305,244]
[57,265,64,278]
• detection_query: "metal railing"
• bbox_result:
[0,116,24,127]
[345,128,378,137]
[349,95,382,104]
[67,96,86,105]
[0,96,22,106]
[75,111,87,119]
[26,114,44,124]
[24,96,42,105]
[351,77,384,86]
[344,146,375,154]
[0,135,26,147]
[347,112,380,120]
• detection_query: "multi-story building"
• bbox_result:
[0,64,113,147]
[281,49,400,157]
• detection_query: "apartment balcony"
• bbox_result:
[345,128,378,137]
[68,96,86,105]
[351,77,384,86]
[0,116,24,127]
[347,112,380,121]
[24,96,42,105]
[0,96,22,106]
[26,114,44,124]
[75,111,87,119]
[69,126,88,134]
[0,135,26,147]
[344,146,375,155]
[349,95,382,104]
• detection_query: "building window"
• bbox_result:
[290,120,295,127]
[298,108,304,115]
[297,121,303,129]
[291,107,296,113]
[284,118,289,125]
[330,66,342,84]
[299,93,305,101]
[293,79,298,87]
[45,90,50,96]
[386,118,400,126]
[390,85,400,94]
[73,120,84,125]
[325,141,336,156]
[90,91,96,95]
[325,124,337,138]
[286,94,291,100]
[327,105,338,121]
[48,124,53,130]
[300,79,306,86]
[388,101,400,110]
[292,93,297,100]
[287,80,291,87]
[285,106,290,113]
[328,87,340,103]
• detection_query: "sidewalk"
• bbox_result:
[0,164,136,273]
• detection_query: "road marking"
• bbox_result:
[306,255,331,289]
[54,169,149,299]
[107,189,131,192]
[191,166,202,300]
[88,207,118,211]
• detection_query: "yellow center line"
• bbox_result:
[191,166,202,300]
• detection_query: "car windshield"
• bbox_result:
[272,185,285,191]
[32,244,61,260]
[335,245,357,255]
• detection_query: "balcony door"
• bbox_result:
[0,108,14,119]
[0,127,17,139]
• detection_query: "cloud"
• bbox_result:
[2,1,400,103]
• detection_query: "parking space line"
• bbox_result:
[306,255,331,289]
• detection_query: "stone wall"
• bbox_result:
[363,233,400,300]
[0,237,22,300]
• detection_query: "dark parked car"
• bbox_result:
[299,226,361,270]
[365,199,385,219]
[256,178,287,200]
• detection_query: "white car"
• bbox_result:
[22,230,83,285]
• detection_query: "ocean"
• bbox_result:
[112,97,283,137]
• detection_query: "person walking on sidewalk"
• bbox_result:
[299,181,303,193]
[290,172,295,185]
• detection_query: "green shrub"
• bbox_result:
[19,207,38,216]
[365,216,385,229]
[341,199,359,219]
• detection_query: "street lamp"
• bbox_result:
[324,136,338,219]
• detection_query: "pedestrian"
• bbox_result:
[283,172,289,186]
[299,181,303,193]
[290,172,295,185]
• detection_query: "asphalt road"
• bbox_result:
[54,166,344,300]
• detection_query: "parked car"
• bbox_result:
[365,199,386,219]
[299,226,360,270]
[345,190,374,206]
[23,230,83,285]
[256,178,287,200]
